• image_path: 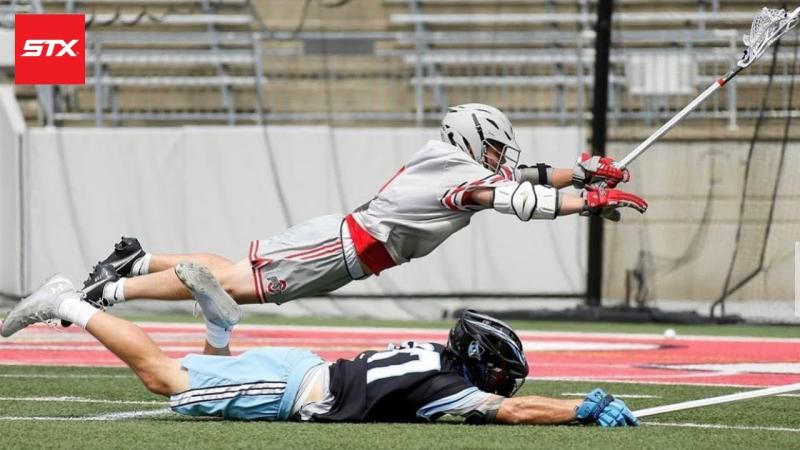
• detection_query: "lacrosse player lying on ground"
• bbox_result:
[67,103,647,347]
[1,263,638,426]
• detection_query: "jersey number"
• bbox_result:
[366,345,441,384]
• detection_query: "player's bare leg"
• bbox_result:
[146,253,234,273]
[85,310,189,395]
[1,281,189,396]
[122,258,260,304]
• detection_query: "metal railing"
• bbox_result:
[6,0,798,126]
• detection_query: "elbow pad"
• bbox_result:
[493,182,559,221]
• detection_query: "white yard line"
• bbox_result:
[0,396,164,405]
[560,392,661,399]
[529,377,771,389]
[0,408,173,421]
[85,408,174,421]
[644,421,800,433]
[528,372,736,381]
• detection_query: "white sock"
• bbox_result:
[102,278,126,304]
[130,253,152,276]
[57,292,100,328]
[205,320,232,349]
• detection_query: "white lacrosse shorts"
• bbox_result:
[248,214,365,304]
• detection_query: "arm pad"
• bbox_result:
[516,163,553,185]
[493,182,559,221]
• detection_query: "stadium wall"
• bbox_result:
[605,140,799,322]
[20,126,586,306]
[0,86,25,297]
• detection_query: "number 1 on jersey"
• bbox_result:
[366,344,441,384]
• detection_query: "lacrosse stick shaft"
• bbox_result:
[616,67,742,169]
[616,6,800,170]
[633,382,800,418]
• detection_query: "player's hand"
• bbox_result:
[572,152,630,188]
[581,186,647,221]
[576,388,639,427]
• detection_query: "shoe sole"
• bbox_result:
[2,274,74,337]
[175,262,241,329]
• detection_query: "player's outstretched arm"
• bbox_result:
[494,388,638,427]
[516,153,629,189]
[467,184,647,221]
[495,395,581,425]
[516,164,573,189]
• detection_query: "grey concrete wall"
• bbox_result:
[0,86,24,296]
[605,140,799,311]
[20,126,586,307]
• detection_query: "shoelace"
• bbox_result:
[192,301,204,320]
[22,310,58,328]
[79,291,107,310]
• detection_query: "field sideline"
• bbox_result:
[0,315,797,449]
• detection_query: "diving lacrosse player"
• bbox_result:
[1,264,638,427]
[68,103,647,346]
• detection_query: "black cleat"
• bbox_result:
[63,238,142,328]
[81,263,120,308]
[94,237,145,278]
[61,264,120,328]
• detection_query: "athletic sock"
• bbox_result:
[130,253,152,276]
[205,320,232,349]
[101,278,126,304]
[57,292,100,328]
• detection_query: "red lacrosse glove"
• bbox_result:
[572,152,630,188]
[581,186,647,221]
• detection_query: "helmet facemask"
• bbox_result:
[481,139,521,174]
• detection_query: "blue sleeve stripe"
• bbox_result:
[417,387,489,420]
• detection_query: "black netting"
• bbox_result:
[714,32,799,316]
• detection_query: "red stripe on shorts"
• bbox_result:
[249,241,266,303]
[297,243,343,261]
[285,240,341,260]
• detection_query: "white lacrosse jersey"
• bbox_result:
[350,140,517,265]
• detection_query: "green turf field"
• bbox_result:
[0,365,797,450]
[0,315,797,449]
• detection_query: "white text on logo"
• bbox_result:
[21,39,79,57]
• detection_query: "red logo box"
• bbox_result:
[15,14,85,85]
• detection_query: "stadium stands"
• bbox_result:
[1,0,797,127]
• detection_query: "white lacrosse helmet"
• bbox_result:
[440,103,521,172]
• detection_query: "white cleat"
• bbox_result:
[175,262,241,329]
[1,274,74,337]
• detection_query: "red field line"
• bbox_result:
[0,323,798,387]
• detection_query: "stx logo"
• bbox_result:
[15,14,85,85]
[20,39,80,57]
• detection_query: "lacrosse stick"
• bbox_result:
[616,6,800,170]
[633,382,800,418]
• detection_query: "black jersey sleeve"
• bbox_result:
[312,342,488,423]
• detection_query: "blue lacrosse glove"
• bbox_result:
[576,388,639,427]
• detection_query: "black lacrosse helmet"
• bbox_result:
[447,310,529,397]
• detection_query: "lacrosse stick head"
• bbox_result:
[738,6,800,68]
